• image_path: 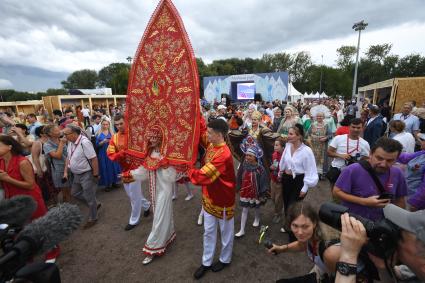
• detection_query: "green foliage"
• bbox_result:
[61,69,98,89]
[365,43,393,63]
[336,45,357,70]
[97,63,130,94]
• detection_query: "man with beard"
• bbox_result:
[333,137,407,221]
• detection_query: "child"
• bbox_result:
[235,136,269,238]
[270,137,285,224]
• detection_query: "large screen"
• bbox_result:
[237,82,255,100]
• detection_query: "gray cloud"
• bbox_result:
[0,0,424,91]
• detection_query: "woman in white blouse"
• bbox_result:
[279,124,318,223]
[389,120,415,153]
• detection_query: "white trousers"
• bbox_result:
[123,180,151,225]
[202,210,234,266]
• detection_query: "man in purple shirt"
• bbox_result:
[333,137,407,221]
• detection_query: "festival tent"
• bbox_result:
[321,92,328,98]
[288,83,304,102]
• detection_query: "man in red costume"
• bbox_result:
[107,114,151,231]
[188,118,236,280]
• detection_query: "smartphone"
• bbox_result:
[378,193,393,200]
[61,177,68,184]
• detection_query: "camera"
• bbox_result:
[319,202,400,259]
[345,153,361,166]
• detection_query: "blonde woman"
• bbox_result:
[277,105,302,140]
[96,117,121,191]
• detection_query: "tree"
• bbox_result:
[395,54,425,77]
[336,45,357,70]
[260,52,292,72]
[61,69,98,89]
[97,63,130,94]
[365,43,393,64]
[290,51,312,84]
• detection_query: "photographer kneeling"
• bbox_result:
[334,206,425,282]
[267,202,341,282]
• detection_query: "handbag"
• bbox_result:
[27,153,47,173]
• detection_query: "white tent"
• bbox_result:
[321,92,328,98]
[288,83,304,102]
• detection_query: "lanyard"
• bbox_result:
[69,135,82,160]
[401,114,410,121]
[346,136,359,155]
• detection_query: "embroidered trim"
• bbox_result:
[202,196,234,220]
[143,232,176,256]
[200,162,220,183]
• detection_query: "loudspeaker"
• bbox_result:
[254,93,262,102]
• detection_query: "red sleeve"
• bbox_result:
[188,149,226,186]
[107,135,124,162]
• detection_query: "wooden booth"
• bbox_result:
[43,95,127,116]
[358,77,425,112]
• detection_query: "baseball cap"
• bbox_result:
[217,105,226,110]
[418,133,425,141]
[383,204,425,244]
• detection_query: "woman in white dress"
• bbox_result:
[132,126,180,265]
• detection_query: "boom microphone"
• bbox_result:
[0,203,82,281]
[0,196,36,228]
[18,203,82,254]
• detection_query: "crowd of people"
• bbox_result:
[0,97,425,282]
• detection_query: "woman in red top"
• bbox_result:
[0,135,46,219]
[0,135,60,262]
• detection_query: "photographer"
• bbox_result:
[335,207,425,282]
[327,118,370,186]
[333,137,407,221]
[267,202,339,282]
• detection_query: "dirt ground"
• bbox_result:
[58,178,332,283]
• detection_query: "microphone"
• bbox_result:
[18,203,82,254]
[0,196,36,228]
[0,203,82,279]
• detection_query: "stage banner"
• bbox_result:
[125,0,200,168]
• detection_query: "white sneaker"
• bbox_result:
[185,194,194,201]
[45,258,56,264]
[280,227,287,233]
[172,195,177,201]
[142,255,154,265]
[235,230,245,238]
[252,219,260,227]
[197,214,203,226]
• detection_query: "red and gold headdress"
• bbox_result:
[125,0,200,170]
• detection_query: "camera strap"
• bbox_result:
[358,160,386,195]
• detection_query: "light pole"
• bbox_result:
[351,20,368,100]
[319,54,323,100]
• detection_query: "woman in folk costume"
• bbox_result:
[277,105,302,140]
[307,112,332,178]
[96,117,121,191]
[249,111,270,140]
[131,125,181,265]
[235,136,269,238]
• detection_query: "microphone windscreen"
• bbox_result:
[0,195,37,227]
[18,203,82,254]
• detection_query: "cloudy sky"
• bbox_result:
[1,0,424,92]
